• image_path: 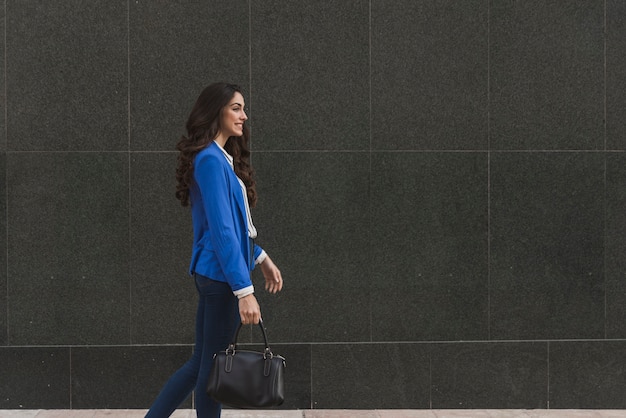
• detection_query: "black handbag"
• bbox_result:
[206,319,285,408]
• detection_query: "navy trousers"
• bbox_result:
[145,275,240,418]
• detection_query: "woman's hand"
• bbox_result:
[238,294,261,325]
[260,256,283,294]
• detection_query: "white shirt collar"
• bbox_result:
[214,141,234,169]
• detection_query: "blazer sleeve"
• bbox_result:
[253,243,265,265]
[194,152,252,291]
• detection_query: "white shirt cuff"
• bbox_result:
[234,285,254,299]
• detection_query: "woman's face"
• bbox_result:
[219,92,248,138]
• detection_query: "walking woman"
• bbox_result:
[146,82,283,418]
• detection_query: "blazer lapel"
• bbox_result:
[230,175,253,268]
[230,172,248,235]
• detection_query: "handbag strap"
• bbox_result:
[228,319,274,358]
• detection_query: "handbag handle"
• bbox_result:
[228,319,274,358]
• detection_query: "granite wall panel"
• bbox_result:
[549,341,626,409]
[311,343,430,409]
[606,153,626,337]
[490,0,604,150]
[0,9,4,349]
[0,6,5,153]
[250,0,369,151]
[7,153,130,345]
[251,152,371,342]
[607,0,626,150]
[431,342,548,409]
[370,152,489,341]
[0,347,70,409]
[371,0,488,150]
[0,153,6,346]
[490,152,605,340]
[129,0,250,152]
[71,345,192,409]
[6,1,128,152]
[129,152,195,344]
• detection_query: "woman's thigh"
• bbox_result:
[194,275,239,351]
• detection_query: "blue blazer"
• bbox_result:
[188,141,263,292]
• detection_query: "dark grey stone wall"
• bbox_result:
[1,0,625,410]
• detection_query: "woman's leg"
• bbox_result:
[194,275,240,417]
[144,275,239,418]
[144,286,207,418]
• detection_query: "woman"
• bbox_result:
[146,82,283,418]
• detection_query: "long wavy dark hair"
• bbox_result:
[175,82,257,208]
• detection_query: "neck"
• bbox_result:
[214,132,228,148]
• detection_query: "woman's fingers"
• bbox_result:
[262,258,283,293]
[239,294,261,324]
[265,276,283,293]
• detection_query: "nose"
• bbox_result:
[242,110,248,121]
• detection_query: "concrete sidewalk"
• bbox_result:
[1,410,626,417]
